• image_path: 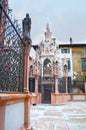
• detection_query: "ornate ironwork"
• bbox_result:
[0,3,25,92]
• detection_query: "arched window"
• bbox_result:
[29,65,33,77]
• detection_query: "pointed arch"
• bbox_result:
[43,58,52,76]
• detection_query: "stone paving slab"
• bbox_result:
[30,102,86,130]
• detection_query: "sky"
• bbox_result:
[9,0,86,45]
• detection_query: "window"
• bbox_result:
[67,60,71,70]
[61,48,70,53]
[82,60,86,70]
[83,48,86,53]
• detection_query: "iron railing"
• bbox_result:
[39,77,66,93]
[0,3,25,92]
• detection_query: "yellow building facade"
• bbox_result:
[72,46,86,81]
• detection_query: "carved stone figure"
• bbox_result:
[22,13,31,39]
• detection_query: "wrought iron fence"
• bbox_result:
[39,77,66,93]
[0,3,25,92]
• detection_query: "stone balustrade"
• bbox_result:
[51,93,86,105]
[30,93,41,105]
[68,94,86,101]
[0,93,31,130]
[51,93,68,105]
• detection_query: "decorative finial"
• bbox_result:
[44,23,52,41]
[46,23,50,32]
[70,37,72,44]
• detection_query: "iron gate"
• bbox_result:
[0,3,25,92]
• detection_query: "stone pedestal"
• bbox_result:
[30,93,41,105]
[36,93,41,103]
[30,74,41,104]
[51,74,68,105]
[24,94,31,130]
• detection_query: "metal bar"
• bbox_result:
[0,3,25,45]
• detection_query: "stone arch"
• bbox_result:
[43,58,52,76]
[29,65,33,77]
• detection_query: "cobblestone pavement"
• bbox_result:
[30,102,86,130]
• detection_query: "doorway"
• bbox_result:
[42,85,54,103]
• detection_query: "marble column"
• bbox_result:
[54,74,59,93]
[24,44,31,93]
[35,74,40,93]
[84,82,86,93]
[24,95,31,130]
[65,76,68,93]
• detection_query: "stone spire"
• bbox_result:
[44,24,52,41]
